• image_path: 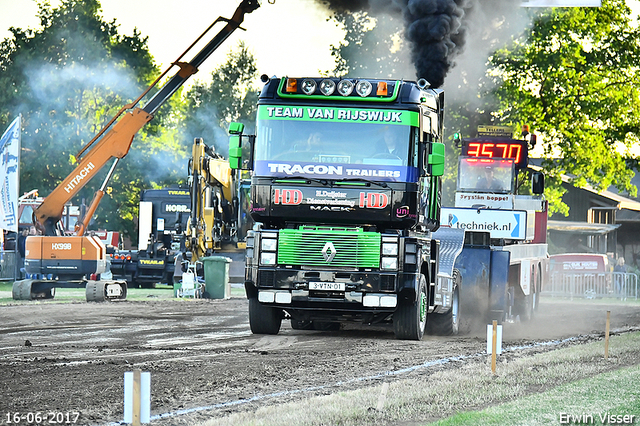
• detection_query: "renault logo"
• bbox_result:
[322,242,336,262]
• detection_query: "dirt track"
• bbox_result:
[1,296,639,426]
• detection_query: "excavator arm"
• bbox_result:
[187,138,236,260]
[34,0,261,236]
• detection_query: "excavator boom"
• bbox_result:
[34,0,260,236]
[15,0,262,302]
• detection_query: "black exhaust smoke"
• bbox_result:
[316,0,473,88]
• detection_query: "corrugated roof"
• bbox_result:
[547,220,620,234]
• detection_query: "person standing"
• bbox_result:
[613,257,628,297]
[17,228,28,279]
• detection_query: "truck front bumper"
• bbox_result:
[245,266,419,314]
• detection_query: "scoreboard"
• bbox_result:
[461,138,529,169]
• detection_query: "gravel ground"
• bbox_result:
[1,296,639,425]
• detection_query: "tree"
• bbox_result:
[0,0,188,241]
[489,0,640,214]
[327,12,414,80]
[180,42,259,156]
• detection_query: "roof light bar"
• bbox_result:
[377,81,388,96]
[319,79,336,96]
[337,80,354,96]
[301,79,316,95]
[356,80,372,97]
[286,78,297,93]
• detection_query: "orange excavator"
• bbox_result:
[12,0,261,302]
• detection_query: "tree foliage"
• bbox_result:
[490,0,640,214]
[180,42,259,156]
[327,2,640,215]
[0,0,182,240]
[0,0,259,244]
[327,12,413,80]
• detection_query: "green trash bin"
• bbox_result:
[201,256,232,299]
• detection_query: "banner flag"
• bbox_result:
[0,115,21,233]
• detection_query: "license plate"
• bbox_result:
[309,282,345,291]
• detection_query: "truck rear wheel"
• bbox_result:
[516,291,534,322]
[248,297,282,335]
[393,274,427,340]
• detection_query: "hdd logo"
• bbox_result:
[359,192,389,209]
[52,243,72,250]
[273,189,303,205]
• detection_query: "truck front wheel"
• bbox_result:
[393,274,428,340]
[248,297,283,335]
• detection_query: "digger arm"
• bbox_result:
[187,138,237,260]
[33,0,260,236]
[35,109,152,235]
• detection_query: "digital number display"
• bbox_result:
[462,139,528,169]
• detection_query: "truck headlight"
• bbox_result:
[260,252,276,266]
[381,257,398,270]
[261,238,277,251]
[382,243,398,256]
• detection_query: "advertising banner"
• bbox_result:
[0,115,21,232]
[441,207,527,240]
[455,192,514,209]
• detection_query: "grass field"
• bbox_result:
[200,332,640,426]
[0,281,246,304]
[431,364,640,425]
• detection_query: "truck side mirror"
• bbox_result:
[427,142,445,177]
[228,122,250,170]
[532,171,545,194]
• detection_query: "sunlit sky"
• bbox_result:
[1,0,639,158]
[0,0,345,83]
[2,0,638,83]
[1,0,639,85]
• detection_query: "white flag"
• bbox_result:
[0,115,21,233]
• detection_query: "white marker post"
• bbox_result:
[487,321,503,374]
[604,310,611,360]
[376,382,390,411]
[124,369,150,425]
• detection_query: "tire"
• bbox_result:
[393,274,428,340]
[427,270,461,336]
[248,297,282,335]
[517,293,534,322]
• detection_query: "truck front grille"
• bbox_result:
[380,275,396,291]
[258,270,275,287]
[277,228,380,268]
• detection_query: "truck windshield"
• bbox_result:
[256,119,411,165]
[254,111,419,183]
[457,158,515,193]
